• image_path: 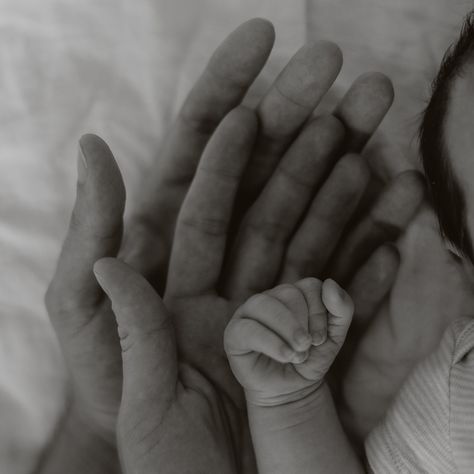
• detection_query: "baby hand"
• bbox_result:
[224,278,353,406]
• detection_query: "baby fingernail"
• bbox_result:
[329,279,345,300]
[292,350,309,364]
[283,346,295,359]
[294,328,311,348]
[311,330,327,346]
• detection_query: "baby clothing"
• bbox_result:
[365,317,474,474]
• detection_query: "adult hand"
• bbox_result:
[339,208,474,447]
[41,16,423,474]
[41,18,274,473]
[93,108,258,474]
[106,85,425,474]
[93,258,240,474]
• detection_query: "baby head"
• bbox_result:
[420,11,474,264]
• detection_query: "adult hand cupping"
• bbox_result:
[93,259,240,474]
[41,19,273,474]
[339,208,474,447]
[41,17,425,474]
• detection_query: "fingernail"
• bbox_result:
[292,349,309,364]
[77,143,88,184]
[311,330,327,346]
[92,266,104,284]
[294,328,312,348]
[328,278,345,300]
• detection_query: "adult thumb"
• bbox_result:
[93,258,177,415]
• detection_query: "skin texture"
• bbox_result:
[41,18,426,474]
[225,278,354,407]
[94,259,240,474]
[224,278,363,474]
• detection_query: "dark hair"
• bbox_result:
[419,11,474,263]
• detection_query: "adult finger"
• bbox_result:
[329,245,400,388]
[239,40,343,205]
[93,258,177,466]
[166,107,257,297]
[334,72,394,153]
[280,153,370,282]
[277,74,394,285]
[124,18,275,279]
[224,116,345,299]
[328,170,425,284]
[348,243,400,328]
[94,258,177,405]
[45,134,125,331]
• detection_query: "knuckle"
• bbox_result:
[178,101,221,135]
[298,277,323,293]
[246,219,289,243]
[70,206,121,241]
[367,213,401,241]
[335,154,368,182]
[277,163,314,189]
[278,343,291,359]
[273,283,301,301]
[285,250,317,274]
[309,114,345,142]
[303,366,324,381]
[245,293,269,311]
[119,319,172,354]
[223,106,257,138]
[179,215,228,237]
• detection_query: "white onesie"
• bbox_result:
[366,317,474,474]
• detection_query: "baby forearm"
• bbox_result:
[247,383,364,474]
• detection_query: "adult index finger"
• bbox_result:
[125,19,275,282]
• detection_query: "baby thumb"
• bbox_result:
[93,258,178,415]
[322,278,354,345]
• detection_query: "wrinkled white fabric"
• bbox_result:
[0,1,473,473]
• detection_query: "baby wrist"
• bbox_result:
[247,382,330,431]
[245,380,323,408]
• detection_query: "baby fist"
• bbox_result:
[224,278,353,406]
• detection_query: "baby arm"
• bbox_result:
[224,278,364,474]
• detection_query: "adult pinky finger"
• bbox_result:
[348,243,400,328]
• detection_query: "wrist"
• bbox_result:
[246,383,363,474]
[246,381,329,430]
[244,379,323,408]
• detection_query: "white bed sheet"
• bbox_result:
[0,1,472,473]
